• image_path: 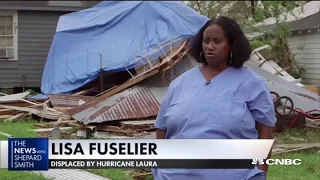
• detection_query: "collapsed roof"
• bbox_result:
[40,1,209,95]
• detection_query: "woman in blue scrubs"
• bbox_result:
[153,16,276,180]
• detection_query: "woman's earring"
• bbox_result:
[200,51,204,62]
[230,52,233,65]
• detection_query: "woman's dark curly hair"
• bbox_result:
[190,16,252,68]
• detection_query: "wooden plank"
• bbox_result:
[34,123,50,128]
[305,124,320,129]
[0,131,12,138]
[304,85,320,94]
[121,120,156,126]
[0,92,30,103]
[35,120,78,127]
[97,127,134,135]
[72,87,97,96]
[0,104,68,120]
[273,145,319,154]
[0,109,18,115]
[29,127,73,133]
[4,113,25,122]
[135,127,156,132]
[53,117,64,127]
[0,115,11,119]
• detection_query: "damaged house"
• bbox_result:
[0,1,100,92]
[250,1,320,85]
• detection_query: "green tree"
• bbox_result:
[185,1,307,78]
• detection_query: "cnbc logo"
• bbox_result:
[252,157,264,164]
[252,158,301,165]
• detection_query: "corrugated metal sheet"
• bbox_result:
[72,54,199,124]
[245,62,320,111]
[48,94,95,109]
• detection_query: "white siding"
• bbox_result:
[288,32,320,85]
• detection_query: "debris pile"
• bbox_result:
[1,43,319,139]
[0,39,192,139]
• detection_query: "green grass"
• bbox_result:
[0,171,49,180]
[0,119,38,140]
[267,152,320,180]
[87,169,134,180]
[0,119,49,180]
[275,128,320,144]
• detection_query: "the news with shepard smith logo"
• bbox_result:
[8,138,49,170]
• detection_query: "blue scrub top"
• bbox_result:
[153,66,276,180]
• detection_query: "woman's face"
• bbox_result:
[202,24,231,67]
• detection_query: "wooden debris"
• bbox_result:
[0,92,50,109]
[120,120,155,127]
[34,123,50,128]
[305,124,320,129]
[29,127,73,133]
[95,86,117,97]
[289,137,305,142]
[273,143,320,149]
[4,113,25,122]
[304,85,320,95]
[0,104,69,120]
[135,127,156,132]
[0,109,15,115]
[0,115,12,119]
[0,131,12,138]
[67,122,84,127]
[53,117,64,127]
[133,172,153,180]
[273,145,320,154]
[36,120,78,126]
[97,126,134,136]
[72,87,98,96]
[306,118,320,127]
[0,92,30,103]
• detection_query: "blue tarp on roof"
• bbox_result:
[40,1,209,95]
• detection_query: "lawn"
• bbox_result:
[0,119,319,180]
[274,128,320,144]
[0,119,49,180]
[0,119,38,140]
[87,169,134,180]
[267,152,320,180]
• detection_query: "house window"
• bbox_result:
[0,11,18,60]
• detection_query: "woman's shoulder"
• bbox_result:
[169,66,199,88]
[236,65,266,84]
